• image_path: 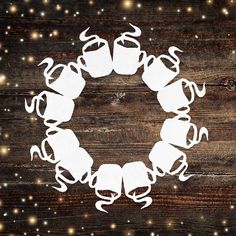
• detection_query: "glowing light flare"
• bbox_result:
[122,0,134,10]
[67,227,75,235]
[9,5,18,14]
[28,216,37,225]
[0,146,9,156]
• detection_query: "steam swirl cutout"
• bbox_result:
[25,24,208,213]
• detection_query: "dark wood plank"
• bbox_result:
[0,0,236,235]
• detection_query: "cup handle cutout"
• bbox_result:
[144,55,155,70]
[147,168,157,184]
[55,163,78,185]
[77,55,88,71]
[45,126,62,137]
[138,50,147,67]
[80,171,91,184]
[40,139,58,164]
[152,165,165,177]
[173,113,191,122]
[44,119,62,128]
[175,106,190,114]
[68,61,82,75]
[89,172,98,188]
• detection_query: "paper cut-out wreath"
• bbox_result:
[25,24,208,213]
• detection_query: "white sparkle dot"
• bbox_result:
[137,3,142,8]
[43,221,48,225]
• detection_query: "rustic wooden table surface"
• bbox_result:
[0,0,235,235]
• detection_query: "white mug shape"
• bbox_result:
[157,78,206,114]
[122,161,156,209]
[89,164,123,213]
[30,128,80,164]
[142,46,182,91]
[78,27,113,78]
[149,141,192,181]
[25,91,74,126]
[38,58,85,99]
[160,114,208,149]
[53,147,93,192]
[113,24,146,75]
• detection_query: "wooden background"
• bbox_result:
[0,0,236,235]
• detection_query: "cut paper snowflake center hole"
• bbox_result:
[67,79,164,167]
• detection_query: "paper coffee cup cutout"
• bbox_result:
[89,164,123,213]
[25,24,209,213]
[122,162,156,209]
[30,128,80,164]
[38,58,85,99]
[113,24,146,75]
[160,114,208,149]
[53,147,93,192]
[157,78,206,114]
[142,46,182,91]
[149,141,192,181]
[78,27,113,78]
[30,127,92,192]
[25,91,75,126]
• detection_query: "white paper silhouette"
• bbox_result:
[30,128,80,164]
[38,58,85,99]
[78,28,113,78]
[25,91,74,126]
[113,24,146,75]
[142,46,182,91]
[89,164,123,213]
[157,78,206,113]
[149,141,192,181]
[122,161,156,209]
[25,24,209,213]
[160,114,208,149]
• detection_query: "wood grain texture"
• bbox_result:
[0,0,236,235]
